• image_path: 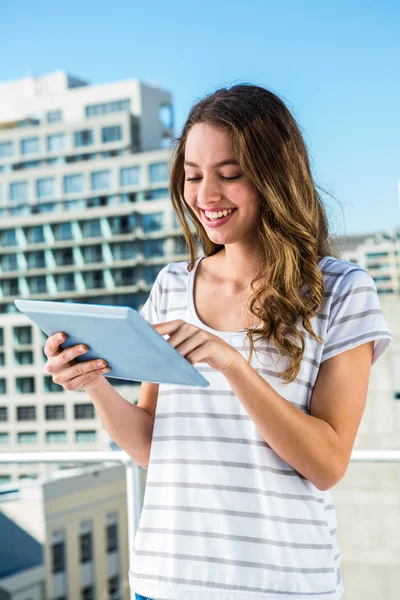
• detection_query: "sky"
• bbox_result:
[1,0,399,237]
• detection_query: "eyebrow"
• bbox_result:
[184,159,239,168]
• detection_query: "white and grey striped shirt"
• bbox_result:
[129,255,392,600]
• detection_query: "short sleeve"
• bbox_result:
[321,267,392,366]
[139,266,166,325]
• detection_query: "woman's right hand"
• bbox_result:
[44,332,111,392]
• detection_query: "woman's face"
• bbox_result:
[183,123,260,246]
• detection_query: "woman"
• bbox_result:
[131,84,392,599]
[44,83,392,600]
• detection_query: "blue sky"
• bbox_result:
[2,0,399,236]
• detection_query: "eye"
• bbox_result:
[185,175,241,182]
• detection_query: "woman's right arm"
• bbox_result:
[44,332,157,469]
[86,377,157,469]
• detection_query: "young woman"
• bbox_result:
[44,84,392,600]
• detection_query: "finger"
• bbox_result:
[51,356,108,383]
[44,332,67,358]
[49,342,89,373]
[152,320,186,336]
[63,368,107,392]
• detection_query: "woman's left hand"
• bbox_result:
[152,320,241,374]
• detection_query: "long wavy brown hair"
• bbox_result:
[169,84,339,384]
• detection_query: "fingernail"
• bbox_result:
[58,334,63,341]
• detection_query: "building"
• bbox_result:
[0,71,190,483]
[333,228,400,295]
[0,462,139,599]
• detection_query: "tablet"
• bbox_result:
[13,299,210,388]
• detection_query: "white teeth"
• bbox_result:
[205,208,234,220]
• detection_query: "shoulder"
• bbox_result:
[319,256,375,293]
[154,260,191,291]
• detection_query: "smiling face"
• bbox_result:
[183,123,261,247]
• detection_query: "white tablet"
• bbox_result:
[14,299,210,388]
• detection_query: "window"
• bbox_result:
[74,404,95,419]
[17,406,36,421]
[102,125,122,143]
[27,275,47,293]
[85,99,130,117]
[45,405,65,420]
[52,542,65,573]
[26,250,45,269]
[120,166,140,187]
[91,170,111,190]
[106,523,118,553]
[0,230,17,246]
[149,161,168,183]
[46,431,67,443]
[36,177,55,199]
[46,110,62,123]
[14,326,32,345]
[84,270,104,289]
[17,432,38,444]
[142,212,164,233]
[21,137,40,155]
[75,430,97,443]
[53,222,73,241]
[0,433,9,444]
[25,225,45,243]
[54,247,74,266]
[0,407,7,421]
[82,245,103,263]
[16,377,35,394]
[0,141,13,157]
[47,133,66,152]
[79,532,93,563]
[0,475,11,484]
[0,379,6,395]
[63,173,84,194]
[143,238,165,258]
[10,181,28,202]
[81,219,102,238]
[81,586,94,600]
[15,350,33,365]
[54,273,75,291]
[108,575,120,598]
[2,253,18,271]
[74,130,94,147]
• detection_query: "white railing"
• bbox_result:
[1,449,400,552]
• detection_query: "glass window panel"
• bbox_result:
[75,430,97,443]
[63,174,84,194]
[120,166,140,187]
[101,125,122,143]
[46,110,62,123]
[149,162,169,183]
[36,177,55,199]
[10,181,28,202]
[47,133,66,151]
[17,432,38,444]
[91,170,111,190]
[21,138,40,155]
[142,212,164,233]
[74,130,94,147]
[0,141,13,157]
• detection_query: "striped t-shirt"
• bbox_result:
[129,255,392,600]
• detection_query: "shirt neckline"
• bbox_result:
[187,255,331,337]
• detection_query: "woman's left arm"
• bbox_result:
[153,320,374,492]
[223,340,374,491]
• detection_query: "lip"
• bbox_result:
[200,207,237,228]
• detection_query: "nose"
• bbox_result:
[196,177,223,206]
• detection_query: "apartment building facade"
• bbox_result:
[0,71,190,483]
